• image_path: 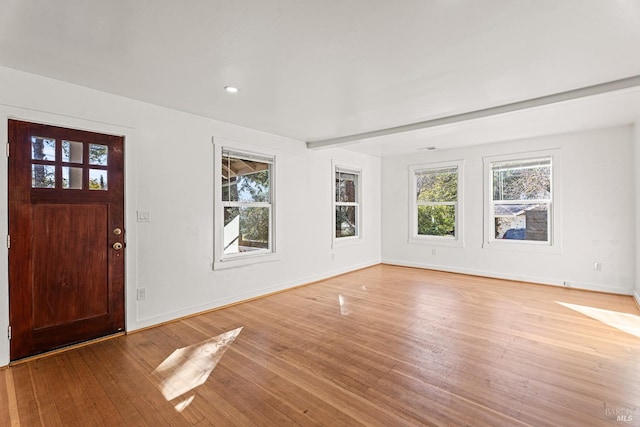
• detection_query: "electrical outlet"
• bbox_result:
[137,288,146,301]
[563,281,571,288]
[594,262,602,272]
[432,249,437,255]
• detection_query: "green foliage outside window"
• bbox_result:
[416,168,457,237]
[417,205,455,237]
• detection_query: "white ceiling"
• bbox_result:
[1,0,640,156]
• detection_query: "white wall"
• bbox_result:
[382,126,636,295]
[635,121,640,306]
[0,66,381,366]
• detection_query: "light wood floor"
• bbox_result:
[1,264,639,426]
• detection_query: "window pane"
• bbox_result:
[417,205,455,237]
[89,169,108,190]
[494,203,548,241]
[62,166,83,189]
[223,206,269,254]
[222,155,270,202]
[492,159,551,201]
[89,144,108,165]
[62,140,83,163]
[32,164,55,188]
[336,172,358,203]
[416,169,457,202]
[31,137,56,161]
[336,206,357,237]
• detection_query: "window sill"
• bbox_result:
[409,236,464,248]
[332,235,362,249]
[214,252,280,270]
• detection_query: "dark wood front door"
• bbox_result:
[8,120,125,360]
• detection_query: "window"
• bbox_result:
[490,157,551,242]
[484,150,561,251]
[30,136,109,191]
[217,147,275,266]
[333,164,361,244]
[409,161,463,246]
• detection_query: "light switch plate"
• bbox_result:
[137,210,151,222]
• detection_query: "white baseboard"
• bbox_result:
[131,258,381,331]
[381,258,633,296]
[129,259,635,332]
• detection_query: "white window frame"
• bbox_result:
[483,149,562,253]
[409,160,464,247]
[213,141,278,269]
[332,161,362,248]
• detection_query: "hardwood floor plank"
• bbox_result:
[27,359,68,427]
[2,265,639,425]
[10,364,42,426]
[90,338,186,426]
[0,368,20,426]
[233,340,413,426]
[79,344,150,426]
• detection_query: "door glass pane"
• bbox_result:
[62,167,83,189]
[32,164,56,188]
[62,141,83,163]
[31,137,56,161]
[89,144,108,165]
[89,169,108,190]
[223,206,269,254]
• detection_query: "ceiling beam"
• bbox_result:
[306,74,640,150]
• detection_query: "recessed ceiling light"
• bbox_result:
[224,86,239,93]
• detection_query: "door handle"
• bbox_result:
[112,242,123,250]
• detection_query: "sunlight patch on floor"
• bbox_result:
[174,395,195,413]
[152,327,243,410]
[557,302,640,339]
[339,294,351,316]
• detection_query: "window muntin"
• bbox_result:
[490,157,552,243]
[334,166,360,240]
[413,165,459,239]
[30,136,109,191]
[221,149,273,257]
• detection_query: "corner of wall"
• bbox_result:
[635,120,640,300]
[0,115,9,367]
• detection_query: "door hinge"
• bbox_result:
[7,326,11,341]
[6,235,10,249]
[5,142,8,157]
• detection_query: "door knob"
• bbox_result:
[112,242,123,250]
[113,228,122,235]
